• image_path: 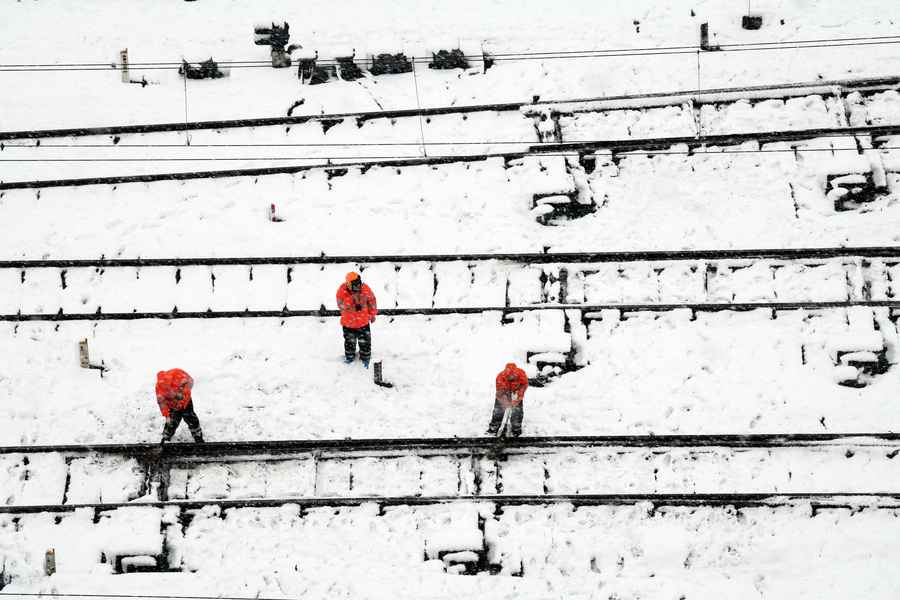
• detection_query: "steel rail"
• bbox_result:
[3,121,897,190]
[2,493,898,514]
[2,300,899,322]
[2,246,900,269]
[1,74,897,142]
[3,432,897,456]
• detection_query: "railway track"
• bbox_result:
[3,434,898,511]
[4,494,899,515]
[4,492,898,579]
[3,122,898,189]
[3,246,900,320]
[2,75,896,142]
[3,74,900,188]
[3,301,900,322]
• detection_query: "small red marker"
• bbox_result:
[269,203,284,222]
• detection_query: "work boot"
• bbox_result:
[344,356,355,364]
[361,358,370,369]
[190,428,205,443]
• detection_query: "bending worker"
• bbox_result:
[156,368,204,443]
[487,362,529,437]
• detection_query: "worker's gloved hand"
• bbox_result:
[355,304,363,311]
[370,315,376,323]
[174,391,184,401]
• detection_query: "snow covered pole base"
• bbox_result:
[268,203,285,222]
[44,548,56,575]
[373,361,393,388]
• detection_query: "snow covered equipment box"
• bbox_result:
[179,58,225,80]
[827,173,884,211]
[254,22,290,48]
[429,49,469,70]
[369,53,412,75]
[297,54,335,85]
[700,23,720,51]
[336,55,364,81]
[742,15,763,30]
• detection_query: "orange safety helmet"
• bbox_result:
[346,271,361,285]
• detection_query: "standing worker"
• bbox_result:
[487,362,529,437]
[336,272,378,367]
[156,368,204,443]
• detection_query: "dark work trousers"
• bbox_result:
[343,325,372,361]
[162,402,204,442]
[487,397,524,436]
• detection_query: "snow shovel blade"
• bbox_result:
[496,408,511,439]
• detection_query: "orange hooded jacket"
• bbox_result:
[155,368,194,417]
[336,281,378,329]
[495,363,528,408]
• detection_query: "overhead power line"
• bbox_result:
[0,594,285,600]
[1,33,899,72]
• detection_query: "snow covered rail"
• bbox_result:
[1,74,896,142]
[3,494,899,516]
[3,434,899,511]
[4,246,900,319]
[4,431,897,455]
[536,123,900,154]
[5,121,900,190]
[3,300,900,322]
[3,498,900,581]
[4,245,900,268]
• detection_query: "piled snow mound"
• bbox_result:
[2,506,163,578]
[699,95,842,135]
[6,502,899,597]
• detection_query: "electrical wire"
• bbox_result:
[0,594,285,600]
[2,131,897,149]
[1,33,899,72]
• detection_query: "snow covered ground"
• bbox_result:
[1,309,897,445]
[5,137,900,258]
[3,0,900,130]
[3,502,899,598]
[5,0,900,597]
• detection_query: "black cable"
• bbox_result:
[0,594,281,600]
[5,33,897,69]
[1,33,899,73]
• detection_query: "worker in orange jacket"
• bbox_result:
[156,368,204,443]
[336,272,378,367]
[487,362,529,437]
